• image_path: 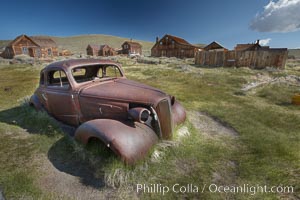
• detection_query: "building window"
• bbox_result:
[36,49,41,57]
[48,48,52,56]
[22,47,28,54]
[160,42,163,45]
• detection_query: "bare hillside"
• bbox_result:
[0,34,154,56]
[51,34,154,55]
[288,49,300,59]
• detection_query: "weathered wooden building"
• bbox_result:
[99,45,117,56]
[203,41,227,51]
[195,40,288,69]
[0,34,58,59]
[86,44,117,56]
[86,44,100,56]
[30,36,58,57]
[121,41,142,55]
[151,34,200,58]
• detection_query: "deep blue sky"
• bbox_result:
[1,0,299,49]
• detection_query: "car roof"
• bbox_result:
[44,59,120,71]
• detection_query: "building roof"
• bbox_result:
[100,45,108,50]
[6,35,57,48]
[123,41,142,47]
[165,34,191,45]
[204,41,227,51]
[100,44,115,50]
[30,36,57,47]
[235,43,261,51]
[7,34,40,47]
[154,34,199,49]
[87,44,100,50]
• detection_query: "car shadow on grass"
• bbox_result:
[0,105,64,136]
[47,136,107,189]
[0,104,113,189]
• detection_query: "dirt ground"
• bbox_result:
[33,111,239,199]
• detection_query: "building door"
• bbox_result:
[28,48,34,57]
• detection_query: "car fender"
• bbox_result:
[172,100,186,126]
[29,94,43,111]
[74,119,158,164]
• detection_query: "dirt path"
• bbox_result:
[188,111,239,195]
[188,111,238,137]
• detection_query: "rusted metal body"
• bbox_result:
[30,59,186,164]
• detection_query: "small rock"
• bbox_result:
[4,87,11,92]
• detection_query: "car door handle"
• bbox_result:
[42,93,47,101]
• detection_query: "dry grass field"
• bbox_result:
[0,56,299,199]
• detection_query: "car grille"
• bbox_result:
[155,99,173,139]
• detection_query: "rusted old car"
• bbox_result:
[30,59,186,164]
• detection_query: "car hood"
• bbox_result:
[79,78,169,106]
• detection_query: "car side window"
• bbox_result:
[103,66,121,78]
[47,70,70,89]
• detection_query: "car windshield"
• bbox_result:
[72,65,122,84]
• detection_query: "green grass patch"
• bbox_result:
[0,60,299,199]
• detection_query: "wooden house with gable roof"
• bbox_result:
[121,41,142,55]
[99,44,117,56]
[0,34,58,59]
[204,41,228,51]
[86,44,100,56]
[151,34,200,58]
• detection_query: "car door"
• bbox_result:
[45,68,78,126]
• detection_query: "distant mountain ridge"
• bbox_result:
[50,34,154,55]
[288,49,300,59]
